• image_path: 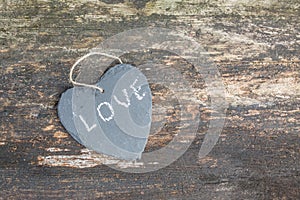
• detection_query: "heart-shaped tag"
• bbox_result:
[58,64,152,160]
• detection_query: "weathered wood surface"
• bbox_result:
[0,0,299,199]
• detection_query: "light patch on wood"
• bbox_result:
[215,183,235,192]
[0,49,9,53]
[5,66,14,73]
[198,156,218,168]
[53,131,69,139]
[144,0,295,16]
[46,147,70,152]
[38,149,157,169]
[0,142,6,145]
[42,125,55,131]
[198,156,214,164]
[253,77,300,97]
[287,118,297,123]
[200,27,269,62]
[70,1,138,22]
[224,72,300,106]
[229,115,245,121]
[245,110,261,116]
[225,92,261,107]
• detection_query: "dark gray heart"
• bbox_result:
[58,64,152,160]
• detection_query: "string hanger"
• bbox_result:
[69,52,123,93]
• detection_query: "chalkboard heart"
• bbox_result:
[58,64,152,160]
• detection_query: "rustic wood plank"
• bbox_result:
[0,0,299,199]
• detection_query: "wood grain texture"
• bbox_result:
[0,0,299,199]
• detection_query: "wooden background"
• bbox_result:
[0,0,299,199]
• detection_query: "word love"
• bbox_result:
[97,78,147,122]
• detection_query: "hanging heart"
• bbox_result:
[58,64,152,160]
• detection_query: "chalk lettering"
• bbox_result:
[113,89,130,108]
[97,77,147,122]
[79,115,96,132]
[130,78,146,100]
[97,102,114,122]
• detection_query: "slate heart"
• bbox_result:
[58,64,152,160]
